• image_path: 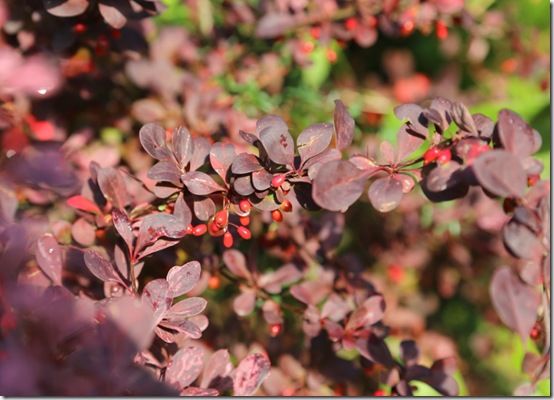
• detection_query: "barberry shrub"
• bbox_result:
[2,95,548,396]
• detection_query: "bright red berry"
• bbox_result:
[423,147,440,165]
[192,224,207,236]
[326,48,337,63]
[214,210,228,228]
[387,264,405,284]
[365,15,377,28]
[436,21,448,40]
[281,199,292,212]
[223,232,233,248]
[310,26,321,39]
[208,220,224,236]
[237,226,252,240]
[271,174,286,188]
[300,41,314,54]
[345,17,358,31]
[239,199,251,213]
[269,323,282,337]
[239,216,250,226]
[208,275,220,289]
[373,389,387,396]
[436,149,452,164]
[528,174,540,187]
[530,324,541,340]
[186,225,194,235]
[271,209,283,222]
[73,23,87,34]
[400,20,415,36]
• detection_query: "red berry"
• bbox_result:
[192,224,207,236]
[310,26,321,39]
[326,48,337,63]
[186,225,194,235]
[387,264,405,283]
[223,232,233,248]
[436,149,451,164]
[110,29,121,39]
[208,275,220,289]
[237,226,251,240]
[345,17,358,31]
[214,210,228,228]
[271,174,286,188]
[269,323,282,337]
[528,174,540,187]
[530,324,541,340]
[271,209,283,222]
[400,20,415,36]
[365,15,377,28]
[423,147,440,165]
[373,389,387,396]
[300,41,314,54]
[281,199,292,212]
[208,220,224,236]
[436,21,448,40]
[73,23,87,34]
[239,216,250,226]
[239,199,251,213]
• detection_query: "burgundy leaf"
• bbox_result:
[297,123,333,164]
[182,171,225,195]
[251,169,273,191]
[139,123,170,160]
[497,109,542,157]
[189,137,211,171]
[400,340,419,367]
[161,319,203,339]
[112,209,134,252]
[147,160,181,185]
[233,290,256,317]
[503,220,543,260]
[405,365,459,396]
[142,279,171,323]
[258,263,302,294]
[233,175,255,196]
[233,353,271,396]
[490,267,541,341]
[231,153,262,175]
[210,142,236,181]
[44,0,89,17]
[200,349,233,390]
[424,161,463,192]
[367,176,404,212]
[172,126,193,167]
[166,297,207,318]
[166,261,201,297]
[394,103,427,134]
[71,217,96,246]
[193,197,216,221]
[312,160,368,212]
[83,249,122,283]
[257,115,294,165]
[345,295,385,331]
[98,1,127,29]
[255,13,296,38]
[396,124,426,162]
[166,344,205,389]
[262,299,283,325]
[473,150,527,198]
[222,249,252,281]
[97,167,130,210]
[35,234,63,285]
[333,100,355,150]
[136,213,187,252]
[172,193,192,228]
[451,102,477,135]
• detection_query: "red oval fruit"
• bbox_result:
[223,232,233,248]
[326,48,337,63]
[186,225,194,235]
[271,174,286,188]
[192,224,207,236]
[373,389,387,396]
[237,226,251,240]
[214,210,228,228]
[269,323,282,337]
[73,23,87,34]
[423,147,440,165]
[345,17,358,31]
[436,21,448,40]
[208,275,220,289]
[528,174,540,187]
[239,216,250,226]
[436,149,452,164]
[271,209,283,222]
[239,199,251,213]
[281,199,293,212]
[310,26,321,39]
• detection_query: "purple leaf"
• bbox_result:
[166,261,201,297]
[97,167,130,210]
[222,250,252,280]
[233,290,256,317]
[497,109,542,157]
[166,297,207,318]
[333,100,355,150]
[405,364,459,396]
[172,126,193,167]
[473,150,527,198]
[135,213,187,252]
[44,0,89,17]
[258,263,302,294]
[232,175,255,196]
[98,1,127,28]
[255,13,296,38]
[231,153,262,175]
[345,295,385,331]
[251,169,273,191]
[367,176,404,212]
[312,160,368,212]
[400,340,419,367]
[233,353,271,396]
[139,123,171,160]
[71,217,96,246]
[200,349,233,390]
[142,279,171,323]
[297,123,333,164]
[112,209,134,252]
[210,142,236,181]
[503,220,543,260]
[394,103,428,134]
[193,197,216,221]
[424,161,463,192]
[83,249,122,283]
[35,234,63,285]
[490,267,541,341]
[451,102,477,135]
[257,115,294,165]
[182,171,225,195]
[396,125,426,162]
[189,137,211,171]
[166,344,205,389]
[147,160,181,185]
